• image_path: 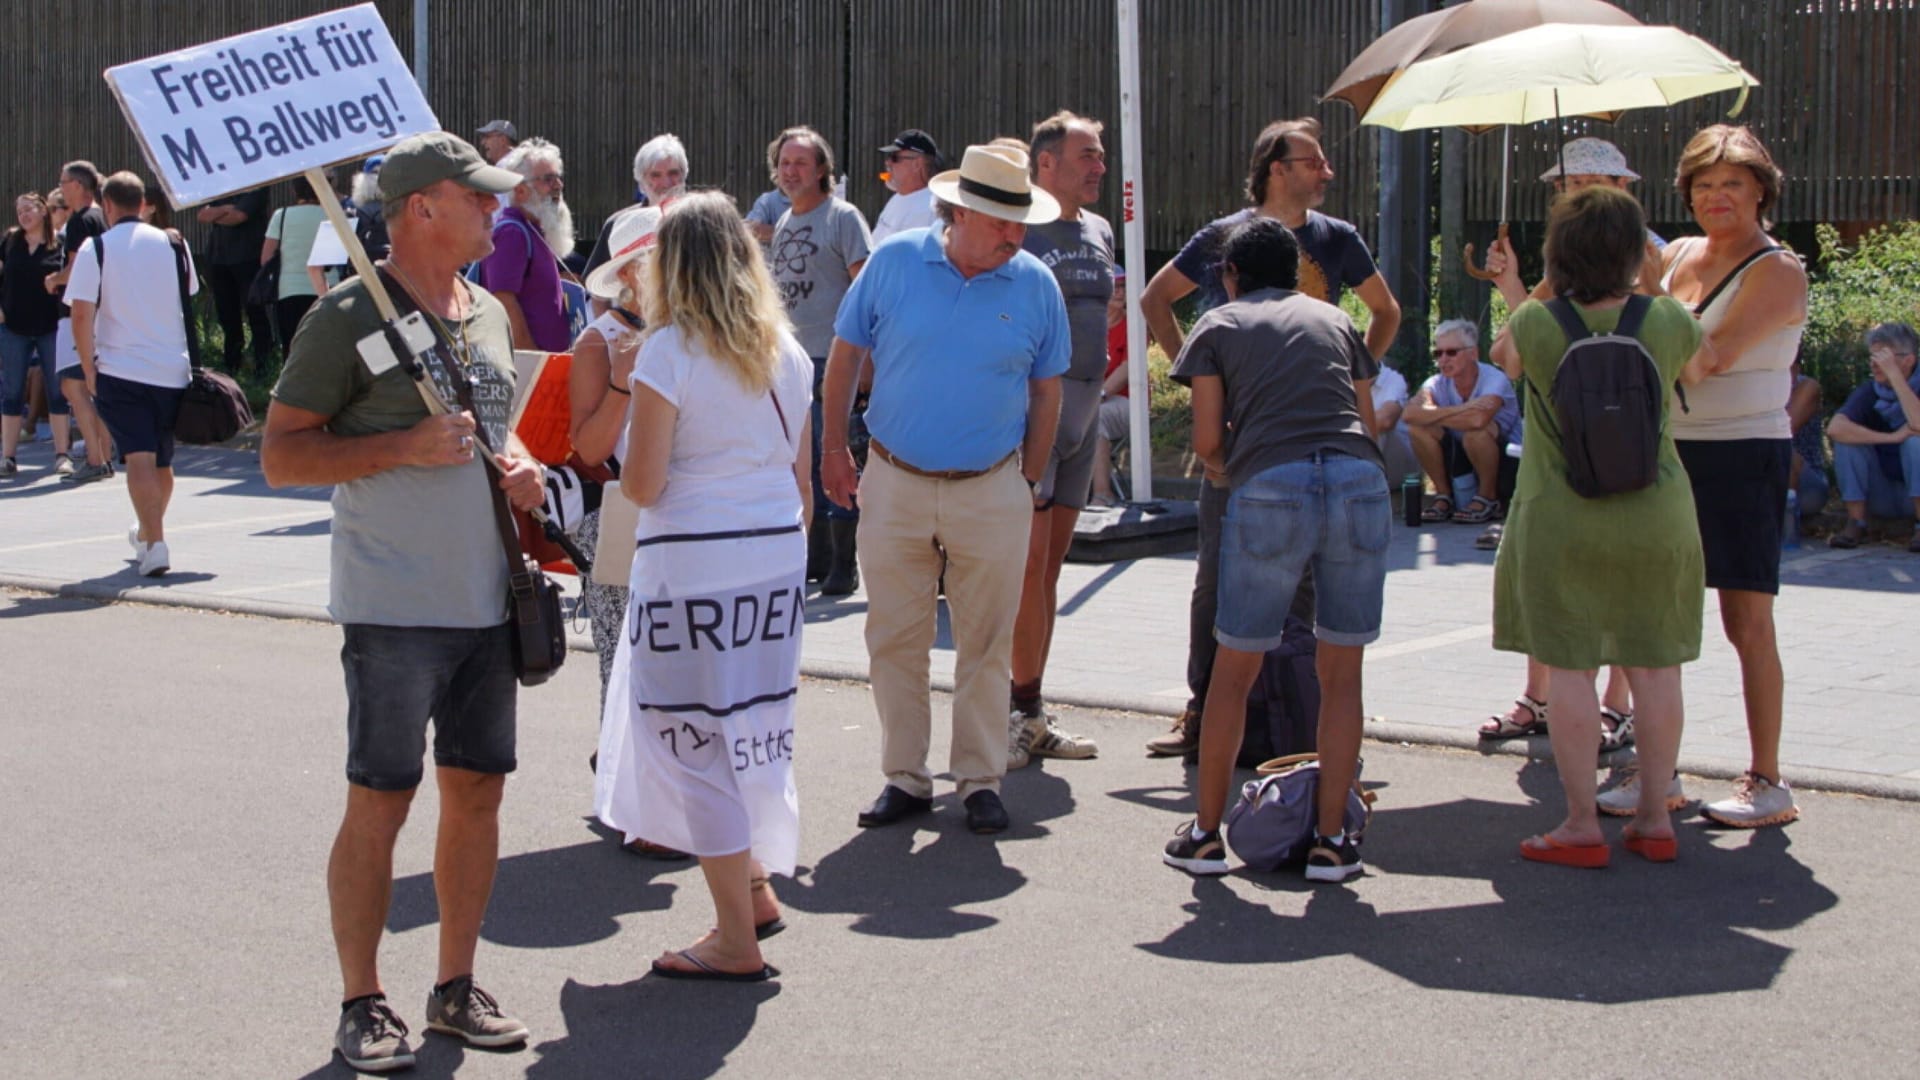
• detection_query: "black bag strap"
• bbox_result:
[1544,297,1592,345]
[379,268,531,589]
[168,233,202,372]
[1689,242,1781,316]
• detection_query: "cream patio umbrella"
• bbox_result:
[1352,22,1759,277]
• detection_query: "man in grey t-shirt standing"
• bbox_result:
[1007,111,1115,766]
[768,125,873,596]
[261,133,544,1073]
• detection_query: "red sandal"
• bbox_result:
[1520,833,1610,869]
[1621,825,1678,863]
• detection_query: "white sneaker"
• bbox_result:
[128,525,147,558]
[1702,772,1799,828]
[1007,710,1037,770]
[139,540,170,577]
[1027,712,1098,760]
[1596,763,1687,817]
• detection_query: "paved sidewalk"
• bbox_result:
[4,441,1917,795]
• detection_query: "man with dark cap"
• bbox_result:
[474,119,516,165]
[871,129,940,245]
[263,131,544,1073]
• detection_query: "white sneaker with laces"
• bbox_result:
[128,524,147,558]
[1702,772,1799,828]
[1027,712,1098,760]
[139,540,170,577]
[1007,710,1036,770]
[1596,763,1686,817]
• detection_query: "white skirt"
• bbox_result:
[594,527,805,876]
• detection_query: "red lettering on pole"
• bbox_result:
[1123,179,1136,224]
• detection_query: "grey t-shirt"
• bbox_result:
[1021,211,1115,381]
[272,276,517,628]
[1170,287,1383,488]
[770,197,872,357]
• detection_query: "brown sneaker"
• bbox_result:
[424,976,528,1048]
[1145,710,1200,758]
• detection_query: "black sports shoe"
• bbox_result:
[1162,820,1229,876]
[1304,832,1363,883]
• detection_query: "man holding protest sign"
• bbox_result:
[262,131,540,1072]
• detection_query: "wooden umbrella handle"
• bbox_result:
[1463,221,1510,282]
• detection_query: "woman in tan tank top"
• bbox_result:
[1640,125,1808,829]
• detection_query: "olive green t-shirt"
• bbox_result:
[272,276,517,628]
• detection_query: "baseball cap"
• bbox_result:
[475,119,517,140]
[378,132,522,206]
[878,129,940,160]
[1539,137,1640,181]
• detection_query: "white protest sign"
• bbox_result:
[104,3,437,207]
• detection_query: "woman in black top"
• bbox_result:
[1,191,71,476]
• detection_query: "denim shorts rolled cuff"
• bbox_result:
[345,764,427,793]
[1214,626,1288,655]
[1313,622,1383,648]
[433,749,518,776]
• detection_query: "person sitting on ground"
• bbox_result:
[1487,184,1714,868]
[1405,318,1518,524]
[1787,354,1829,524]
[1369,357,1415,483]
[1162,216,1386,884]
[1826,321,1920,551]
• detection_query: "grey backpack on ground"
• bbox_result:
[1224,753,1375,872]
[1537,293,1665,499]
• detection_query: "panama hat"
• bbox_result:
[1539,137,1640,181]
[584,206,664,300]
[927,144,1060,225]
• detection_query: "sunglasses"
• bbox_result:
[1433,346,1471,358]
[1278,156,1329,171]
[886,151,921,163]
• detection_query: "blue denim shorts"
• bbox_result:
[1215,451,1390,651]
[341,623,518,791]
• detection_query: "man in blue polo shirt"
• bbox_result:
[821,143,1069,835]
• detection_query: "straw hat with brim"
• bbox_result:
[1539,137,1640,182]
[585,206,665,300]
[927,145,1060,225]
[379,132,523,205]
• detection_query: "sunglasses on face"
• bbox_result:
[1279,156,1329,171]
[1433,346,1471,358]
[886,152,920,163]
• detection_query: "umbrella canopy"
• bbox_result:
[1323,0,1641,119]
[1359,23,1759,132]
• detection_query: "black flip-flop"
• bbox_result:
[755,917,787,941]
[651,950,779,983]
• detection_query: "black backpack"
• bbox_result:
[1535,294,1666,499]
[1236,615,1322,768]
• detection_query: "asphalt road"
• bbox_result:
[3,592,1912,1079]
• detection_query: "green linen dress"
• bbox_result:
[1492,296,1706,669]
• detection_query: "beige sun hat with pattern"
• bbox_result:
[927,144,1061,225]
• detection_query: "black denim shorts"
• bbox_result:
[93,372,184,467]
[1676,438,1791,595]
[340,622,518,791]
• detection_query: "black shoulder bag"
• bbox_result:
[391,273,568,686]
[247,209,283,308]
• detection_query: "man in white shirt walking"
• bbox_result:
[65,171,198,577]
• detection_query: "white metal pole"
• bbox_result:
[413,0,429,90]
[1116,0,1153,502]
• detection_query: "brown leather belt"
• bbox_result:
[869,438,1015,481]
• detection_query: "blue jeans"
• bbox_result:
[810,356,863,522]
[1833,437,1920,520]
[0,326,65,416]
[1216,451,1390,651]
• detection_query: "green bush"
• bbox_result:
[1803,222,1920,407]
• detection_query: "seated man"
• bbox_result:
[1405,318,1518,524]
[1827,321,1920,551]
[1788,356,1828,522]
[1370,360,1416,484]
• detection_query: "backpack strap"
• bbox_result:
[1615,293,1654,339]
[168,233,201,371]
[1544,296,1592,345]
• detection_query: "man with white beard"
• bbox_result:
[478,137,575,352]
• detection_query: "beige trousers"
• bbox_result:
[858,451,1032,799]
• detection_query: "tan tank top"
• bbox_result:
[1663,237,1803,441]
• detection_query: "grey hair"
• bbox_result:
[1435,319,1480,348]
[1864,321,1919,357]
[633,133,688,185]
[499,137,563,181]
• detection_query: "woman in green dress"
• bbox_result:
[1486,186,1717,867]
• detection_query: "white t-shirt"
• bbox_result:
[630,323,813,542]
[65,222,199,389]
[871,187,936,245]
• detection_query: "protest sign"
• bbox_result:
[104,3,436,207]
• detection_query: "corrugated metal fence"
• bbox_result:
[4,1,1911,260]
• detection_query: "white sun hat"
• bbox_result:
[1539,137,1640,181]
[584,206,665,300]
[927,144,1061,225]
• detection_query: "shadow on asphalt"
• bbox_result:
[387,820,695,949]
[773,766,1078,937]
[525,975,779,1079]
[1134,758,1839,1003]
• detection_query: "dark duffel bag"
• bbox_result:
[173,366,254,445]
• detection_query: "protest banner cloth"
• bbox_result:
[104,3,435,209]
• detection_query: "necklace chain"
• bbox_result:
[384,260,473,371]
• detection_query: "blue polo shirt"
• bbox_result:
[833,227,1070,471]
